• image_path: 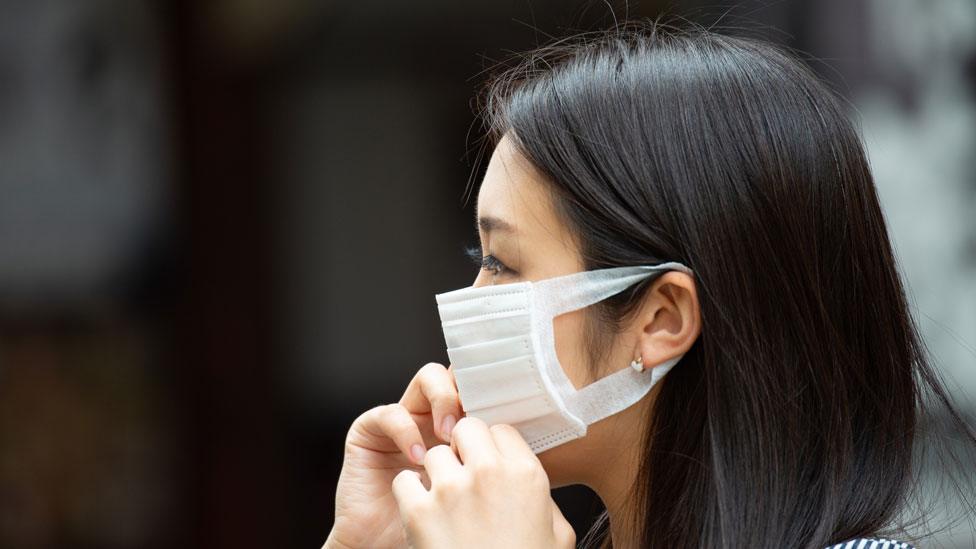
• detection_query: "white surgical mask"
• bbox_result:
[434,261,693,453]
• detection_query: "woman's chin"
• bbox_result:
[536,437,588,488]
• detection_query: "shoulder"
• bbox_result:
[825,538,916,549]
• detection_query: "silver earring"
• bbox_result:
[630,355,644,372]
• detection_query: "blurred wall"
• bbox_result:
[0,1,179,547]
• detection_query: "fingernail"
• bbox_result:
[410,444,426,463]
[441,415,457,439]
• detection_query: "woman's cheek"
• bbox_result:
[552,309,591,390]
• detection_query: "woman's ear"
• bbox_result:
[635,271,701,368]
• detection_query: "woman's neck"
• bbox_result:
[601,473,639,549]
[582,436,643,548]
[576,384,661,548]
[580,396,655,549]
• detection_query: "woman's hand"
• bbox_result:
[390,417,576,549]
[326,363,463,549]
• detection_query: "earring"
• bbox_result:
[630,355,644,372]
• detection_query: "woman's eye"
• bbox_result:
[463,245,513,276]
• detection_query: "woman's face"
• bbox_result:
[471,134,595,391]
[469,134,701,489]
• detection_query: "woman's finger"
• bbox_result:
[391,469,428,509]
[551,498,576,549]
[357,403,427,465]
[488,423,535,460]
[423,444,463,484]
[399,362,462,442]
[451,416,499,466]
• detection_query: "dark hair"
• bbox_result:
[466,17,976,549]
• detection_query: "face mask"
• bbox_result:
[434,261,694,453]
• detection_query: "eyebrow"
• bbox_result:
[477,215,516,234]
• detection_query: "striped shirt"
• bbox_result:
[825,538,915,549]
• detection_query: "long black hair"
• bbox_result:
[466,17,976,548]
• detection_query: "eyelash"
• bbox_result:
[464,245,513,276]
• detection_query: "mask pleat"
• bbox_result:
[465,393,556,425]
[446,333,532,366]
[512,412,578,449]
[436,281,529,300]
[436,288,530,323]
[453,354,541,409]
[441,311,530,347]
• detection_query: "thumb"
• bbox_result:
[550,498,576,549]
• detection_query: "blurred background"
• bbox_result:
[0,0,973,547]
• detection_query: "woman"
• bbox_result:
[324,20,975,548]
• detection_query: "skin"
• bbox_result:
[325,133,701,548]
